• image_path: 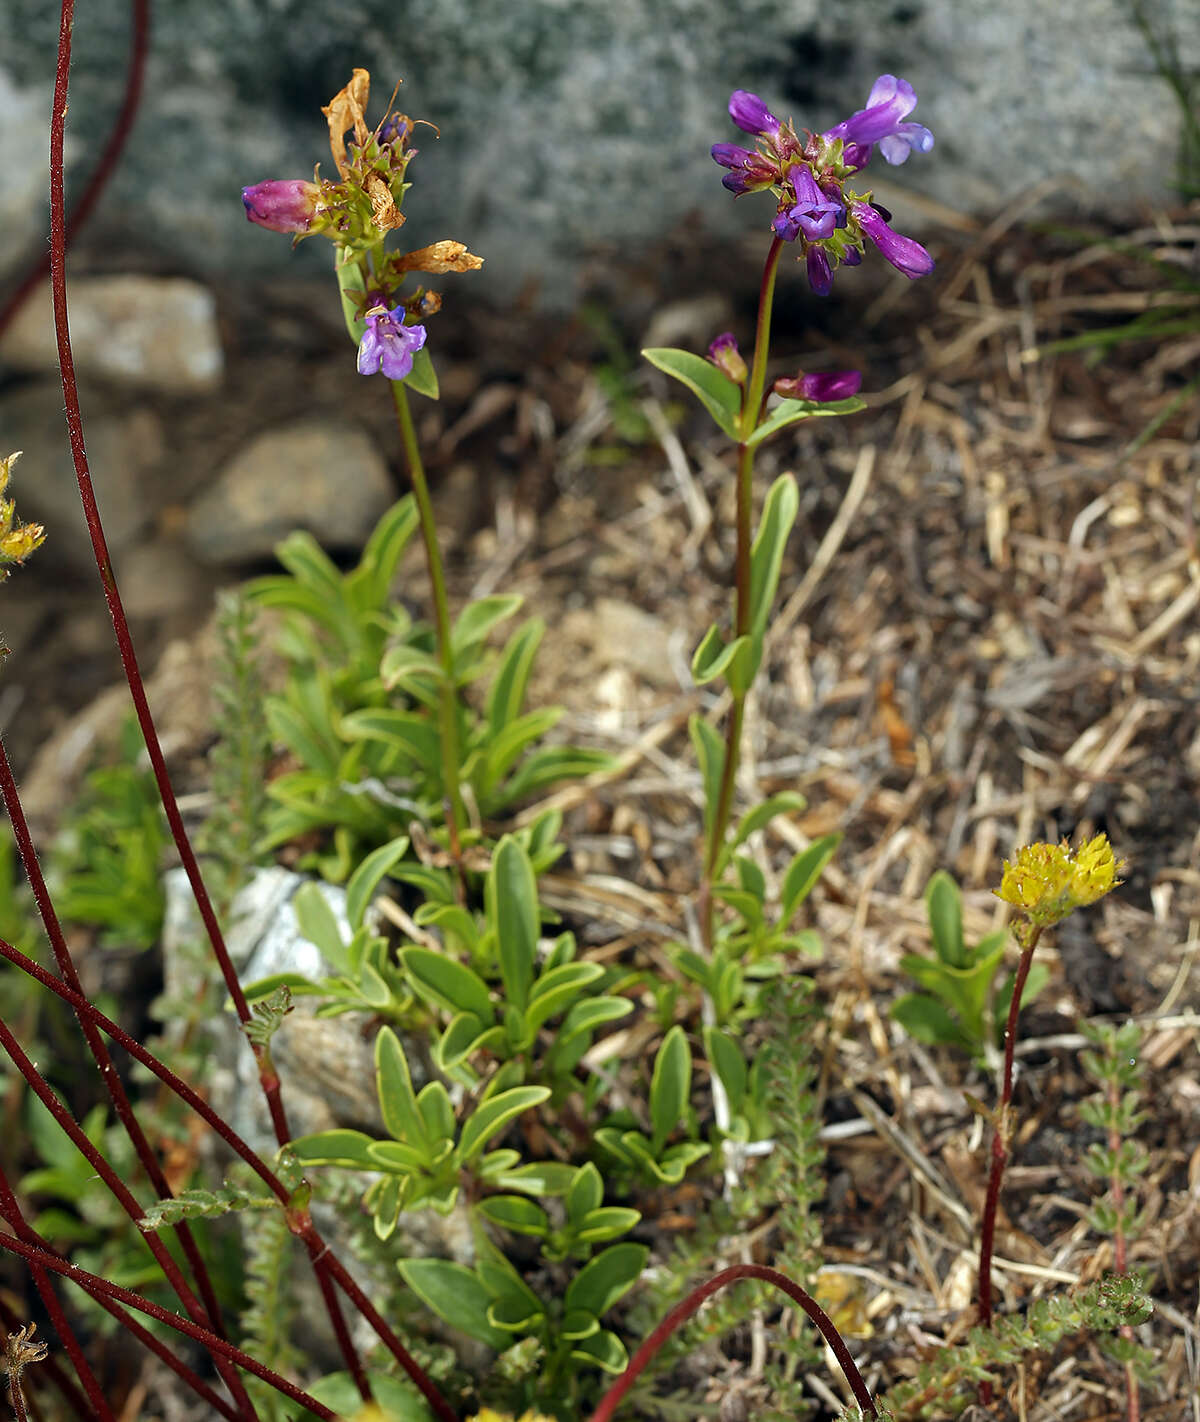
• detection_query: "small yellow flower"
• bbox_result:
[465,1411,558,1422]
[0,452,46,583]
[995,833,1122,928]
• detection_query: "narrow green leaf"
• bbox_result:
[691,625,753,688]
[570,1328,629,1374]
[703,1026,747,1113]
[292,882,349,974]
[404,345,439,400]
[288,1129,378,1169]
[689,713,725,843]
[397,1260,507,1348]
[474,1195,549,1236]
[564,1242,650,1318]
[346,835,410,931]
[745,394,865,449]
[925,870,966,968]
[451,596,524,664]
[649,1025,690,1153]
[456,1086,550,1165]
[566,1161,604,1220]
[375,1027,430,1153]
[781,833,842,922]
[437,1011,491,1068]
[890,992,971,1049]
[642,347,741,439]
[401,946,493,1021]
[487,619,544,735]
[488,836,538,1013]
[748,473,799,644]
[556,996,633,1047]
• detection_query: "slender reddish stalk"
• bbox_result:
[976,924,1041,1404]
[0,1168,114,1421]
[0,742,229,1342]
[46,0,290,1150]
[0,1166,240,1422]
[0,934,456,1420]
[41,0,399,1401]
[0,0,149,339]
[0,1012,258,1419]
[588,1263,876,1422]
[0,1231,339,1420]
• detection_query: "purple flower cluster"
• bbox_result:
[712,75,935,294]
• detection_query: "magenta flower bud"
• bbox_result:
[851,201,935,279]
[774,370,862,403]
[707,332,748,384]
[824,75,933,166]
[357,305,428,380]
[712,144,778,195]
[241,179,322,234]
[773,165,845,242]
[728,89,782,139]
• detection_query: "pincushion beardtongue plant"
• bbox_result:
[244,67,483,852]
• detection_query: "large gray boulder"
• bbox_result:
[0,0,1196,306]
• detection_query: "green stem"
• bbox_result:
[698,236,784,949]
[389,379,466,848]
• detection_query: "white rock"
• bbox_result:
[0,276,223,393]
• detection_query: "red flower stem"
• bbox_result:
[0,0,149,339]
[0,1230,339,1419]
[0,1165,240,1422]
[588,1263,877,1422]
[697,236,784,951]
[0,1295,91,1422]
[0,1170,113,1421]
[0,1013,259,1420]
[44,1,389,1400]
[0,934,456,1420]
[976,924,1041,1405]
[0,741,228,1343]
[46,0,290,1149]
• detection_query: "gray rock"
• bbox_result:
[0,381,161,571]
[185,419,394,566]
[0,70,52,277]
[0,277,223,393]
[114,538,213,620]
[0,1,1194,306]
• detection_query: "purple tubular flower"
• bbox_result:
[728,89,782,139]
[805,246,834,296]
[241,179,321,233]
[775,370,862,403]
[708,332,748,384]
[357,306,428,379]
[851,202,934,279]
[824,74,934,165]
[774,166,845,242]
[712,144,778,194]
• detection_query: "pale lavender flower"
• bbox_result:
[824,75,934,166]
[357,305,428,379]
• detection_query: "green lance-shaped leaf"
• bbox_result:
[404,344,440,400]
[397,1259,509,1349]
[649,1024,691,1154]
[335,249,368,346]
[451,595,524,667]
[345,834,410,932]
[400,946,494,1022]
[781,832,842,923]
[691,624,754,693]
[689,713,726,844]
[642,347,742,440]
[375,1027,432,1158]
[925,870,967,968]
[292,881,350,974]
[487,835,539,1014]
[456,1086,550,1166]
[564,1241,650,1320]
[745,393,865,449]
[748,473,800,648]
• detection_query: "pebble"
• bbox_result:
[0,275,223,393]
[185,418,395,566]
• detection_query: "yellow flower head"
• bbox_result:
[465,1412,558,1422]
[0,452,46,582]
[995,833,1122,928]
